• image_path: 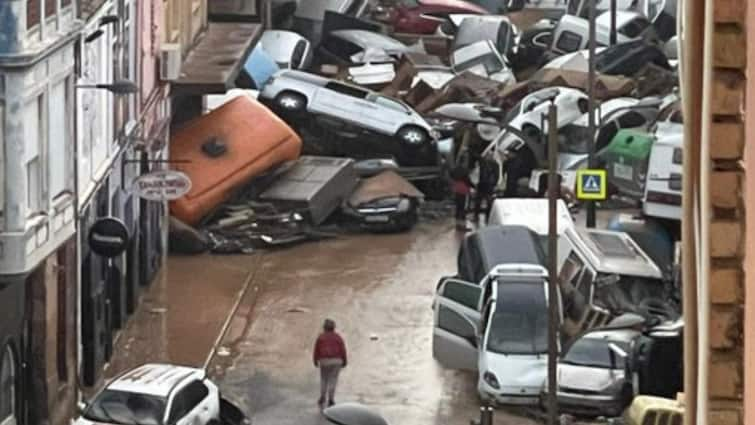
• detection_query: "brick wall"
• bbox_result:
[709,0,746,422]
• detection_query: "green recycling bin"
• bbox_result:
[598,129,654,199]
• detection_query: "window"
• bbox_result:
[641,412,658,425]
[322,37,362,60]
[324,82,368,99]
[672,148,682,165]
[438,305,477,344]
[0,347,16,425]
[619,19,649,38]
[617,111,647,129]
[668,173,682,191]
[50,81,69,200]
[577,268,594,302]
[292,40,308,69]
[24,96,44,215]
[555,31,582,53]
[562,336,630,369]
[372,96,406,112]
[62,0,72,6]
[182,381,209,408]
[27,0,40,28]
[486,283,548,355]
[45,0,55,17]
[168,382,207,425]
[83,390,166,425]
[441,281,481,310]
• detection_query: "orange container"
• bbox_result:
[170,96,302,225]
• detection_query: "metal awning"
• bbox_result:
[172,23,263,95]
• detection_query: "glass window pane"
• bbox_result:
[441,281,481,310]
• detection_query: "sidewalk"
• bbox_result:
[87,253,260,394]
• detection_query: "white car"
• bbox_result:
[451,40,516,85]
[433,264,558,405]
[260,70,438,146]
[256,30,313,70]
[490,86,589,155]
[76,364,220,425]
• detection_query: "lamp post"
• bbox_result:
[586,0,597,228]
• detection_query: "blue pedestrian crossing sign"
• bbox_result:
[576,169,607,200]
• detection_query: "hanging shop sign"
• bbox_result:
[88,217,129,258]
[132,170,192,201]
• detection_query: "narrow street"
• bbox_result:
[209,219,540,425]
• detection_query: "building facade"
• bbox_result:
[0,1,81,425]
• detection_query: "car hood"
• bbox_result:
[484,351,547,393]
[558,363,624,393]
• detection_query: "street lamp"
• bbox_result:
[75,79,138,95]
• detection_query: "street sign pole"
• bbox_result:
[546,103,559,425]
[610,0,617,45]
[586,0,598,228]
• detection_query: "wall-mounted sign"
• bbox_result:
[88,217,129,258]
[132,170,192,201]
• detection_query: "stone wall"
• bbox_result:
[709,0,746,423]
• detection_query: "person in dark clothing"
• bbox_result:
[473,152,500,223]
[451,165,474,230]
[313,319,347,408]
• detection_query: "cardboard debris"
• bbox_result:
[382,52,449,96]
[529,68,636,100]
[633,63,679,97]
[413,71,507,113]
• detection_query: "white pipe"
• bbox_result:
[696,0,715,418]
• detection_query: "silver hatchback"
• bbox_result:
[259,70,438,146]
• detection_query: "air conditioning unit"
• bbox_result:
[160,43,182,81]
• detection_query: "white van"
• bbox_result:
[643,129,682,221]
[549,11,654,57]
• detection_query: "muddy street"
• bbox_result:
[208,219,540,425]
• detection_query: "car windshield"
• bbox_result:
[455,53,504,76]
[558,123,592,154]
[486,282,548,355]
[563,337,630,369]
[84,390,166,425]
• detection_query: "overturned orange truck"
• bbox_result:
[170,96,302,225]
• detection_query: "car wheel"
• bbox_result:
[276,91,306,112]
[397,126,429,146]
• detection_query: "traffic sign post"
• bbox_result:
[576,169,607,201]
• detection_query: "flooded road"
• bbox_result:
[209,219,541,425]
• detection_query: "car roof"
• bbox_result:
[571,228,663,278]
[329,30,408,51]
[276,69,329,86]
[107,364,204,397]
[467,225,546,273]
[418,0,488,13]
[489,198,573,235]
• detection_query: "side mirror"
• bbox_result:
[77,401,88,414]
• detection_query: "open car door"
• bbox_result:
[432,279,482,371]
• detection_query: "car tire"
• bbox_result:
[397,125,429,146]
[275,91,307,112]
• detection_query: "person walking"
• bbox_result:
[473,151,500,224]
[451,164,474,231]
[313,319,347,409]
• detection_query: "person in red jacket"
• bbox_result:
[313,319,347,408]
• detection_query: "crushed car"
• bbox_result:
[388,0,489,34]
[255,30,313,70]
[317,29,415,66]
[343,170,425,232]
[451,40,517,85]
[451,15,521,60]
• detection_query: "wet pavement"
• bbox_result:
[207,219,541,425]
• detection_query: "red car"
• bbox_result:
[390,0,489,34]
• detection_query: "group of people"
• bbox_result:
[451,150,501,231]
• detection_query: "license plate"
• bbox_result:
[613,163,634,181]
[365,215,390,223]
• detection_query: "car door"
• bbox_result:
[432,279,482,371]
[370,95,411,134]
[166,380,214,425]
[313,81,376,131]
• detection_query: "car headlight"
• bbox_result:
[483,371,500,390]
[397,198,411,212]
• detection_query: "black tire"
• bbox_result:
[275,91,307,112]
[397,125,429,146]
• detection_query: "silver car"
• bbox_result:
[259,70,438,146]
